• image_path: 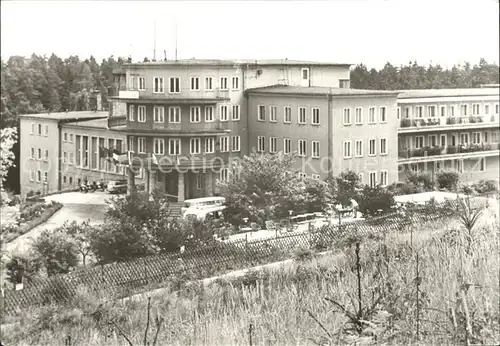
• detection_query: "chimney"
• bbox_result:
[93,89,102,111]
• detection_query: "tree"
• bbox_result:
[326,170,363,207]
[358,185,395,217]
[30,229,79,276]
[436,171,459,191]
[62,220,95,266]
[0,127,18,205]
[5,254,40,285]
[217,151,322,226]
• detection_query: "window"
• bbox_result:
[154,138,165,155]
[369,172,377,188]
[298,107,306,124]
[138,106,146,122]
[485,104,490,115]
[450,106,455,116]
[220,136,229,152]
[153,77,164,93]
[138,77,146,91]
[479,158,486,172]
[355,140,363,157]
[37,148,42,160]
[415,136,424,149]
[368,107,376,123]
[404,107,410,119]
[30,147,35,159]
[440,106,446,117]
[205,77,213,90]
[484,132,488,143]
[190,77,200,91]
[472,104,480,115]
[169,107,181,123]
[495,104,499,114]
[169,139,181,155]
[455,159,463,174]
[98,137,105,170]
[128,136,135,152]
[37,170,42,182]
[284,138,291,154]
[220,168,229,182]
[129,105,135,121]
[220,105,228,121]
[301,68,309,80]
[196,175,204,190]
[428,135,437,147]
[138,137,146,153]
[460,133,469,145]
[428,105,436,118]
[231,136,240,152]
[270,106,277,122]
[355,107,363,124]
[82,136,89,168]
[91,137,97,169]
[257,136,265,152]
[472,132,481,144]
[169,77,180,93]
[343,108,351,125]
[284,106,292,123]
[232,105,240,121]
[44,149,49,161]
[31,123,35,134]
[231,77,239,90]
[220,77,228,90]
[69,177,73,184]
[153,106,165,123]
[38,124,42,135]
[380,138,387,155]
[298,140,307,156]
[343,141,352,158]
[380,170,388,187]
[493,131,499,143]
[69,152,74,165]
[397,107,401,120]
[190,106,201,123]
[312,141,320,158]
[76,135,81,166]
[44,125,48,136]
[190,138,201,154]
[69,134,73,142]
[416,106,423,118]
[258,105,266,121]
[312,108,320,125]
[205,106,214,122]
[367,139,376,156]
[63,175,67,184]
[379,107,387,122]
[269,137,277,153]
[205,138,214,154]
[461,104,468,116]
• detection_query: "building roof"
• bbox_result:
[61,118,109,129]
[121,58,351,69]
[18,111,108,122]
[397,88,500,99]
[246,85,400,97]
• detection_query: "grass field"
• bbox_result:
[2,203,499,346]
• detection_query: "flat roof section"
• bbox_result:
[18,111,108,123]
[397,88,500,99]
[246,85,400,97]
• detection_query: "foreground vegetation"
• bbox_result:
[2,202,498,345]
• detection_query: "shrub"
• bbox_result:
[406,171,434,191]
[30,229,79,276]
[358,185,395,217]
[436,171,459,191]
[5,254,40,284]
[472,180,498,194]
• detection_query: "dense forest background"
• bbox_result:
[1,54,499,193]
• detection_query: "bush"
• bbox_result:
[31,229,79,276]
[406,171,434,191]
[472,180,498,194]
[436,171,459,191]
[358,185,395,217]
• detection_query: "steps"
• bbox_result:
[168,202,183,218]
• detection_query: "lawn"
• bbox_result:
[2,203,498,346]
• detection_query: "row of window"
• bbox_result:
[398,103,500,119]
[409,131,498,149]
[30,148,49,161]
[131,76,241,93]
[130,104,240,123]
[256,137,321,157]
[256,105,388,125]
[149,136,241,155]
[30,123,49,136]
[72,136,124,173]
[408,157,487,174]
[29,169,48,183]
[62,132,75,142]
[343,138,388,159]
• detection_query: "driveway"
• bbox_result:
[3,191,112,256]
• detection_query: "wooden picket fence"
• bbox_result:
[1,198,486,316]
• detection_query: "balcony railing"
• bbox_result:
[398,142,500,159]
[399,115,499,129]
[113,86,231,102]
[129,151,232,169]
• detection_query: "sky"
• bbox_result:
[1,0,499,69]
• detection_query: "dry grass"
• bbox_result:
[2,205,499,346]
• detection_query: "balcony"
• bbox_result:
[108,118,230,136]
[398,142,500,164]
[399,114,499,133]
[129,151,232,170]
[110,86,231,104]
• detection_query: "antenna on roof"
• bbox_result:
[174,19,178,61]
[153,20,157,61]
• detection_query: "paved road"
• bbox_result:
[3,191,111,256]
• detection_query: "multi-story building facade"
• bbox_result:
[245,86,400,187]
[19,111,145,196]
[397,88,500,185]
[106,59,352,201]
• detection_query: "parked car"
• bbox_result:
[183,205,227,222]
[107,180,127,194]
[181,196,226,217]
